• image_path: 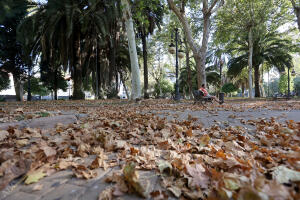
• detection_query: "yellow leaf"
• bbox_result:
[25,171,46,185]
[199,135,210,147]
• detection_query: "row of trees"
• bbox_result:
[0,0,299,101]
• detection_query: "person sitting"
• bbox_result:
[199,84,223,104]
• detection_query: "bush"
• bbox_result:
[154,79,174,98]
[222,83,238,94]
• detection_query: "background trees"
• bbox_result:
[0,0,299,101]
[0,0,30,101]
[216,0,298,98]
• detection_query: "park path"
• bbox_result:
[0,100,299,200]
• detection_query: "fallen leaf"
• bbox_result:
[224,176,240,190]
[216,150,227,160]
[0,159,31,190]
[199,135,210,147]
[16,139,29,147]
[272,165,300,183]
[98,187,113,200]
[186,128,193,137]
[40,145,56,158]
[186,164,209,189]
[123,162,148,197]
[25,170,46,184]
[158,160,172,175]
[167,186,182,198]
[32,184,43,191]
[0,130,9,141]
[73,165,97,179]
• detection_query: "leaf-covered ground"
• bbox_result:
[0,99,300,200]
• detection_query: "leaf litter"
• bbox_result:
[0,99,299,199]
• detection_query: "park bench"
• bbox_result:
[193,90,213,105]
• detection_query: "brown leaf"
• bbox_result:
[98,187,113,200]
[0,130,9,141]
[0,159,31,190]
[186,128,193,137]
[89,156,108,170]
[186,164,209,189]
[150,190,168,200]
[73,165,97,179]
[56,160,74,170]
[216,150,227,160]
[16,139,29,147]
[40,145,57,158]
[123,162,148,197]
[167,186,182,198]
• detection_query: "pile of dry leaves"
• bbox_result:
[0,100,299,200]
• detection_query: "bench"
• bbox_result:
[193,90,213,105]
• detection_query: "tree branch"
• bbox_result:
[167,0,199,55]
[207,0,219,14]
[290,0,296,8]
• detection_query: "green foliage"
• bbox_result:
[154,79,174,98]
[40,57,68,94]
[227,31,297,76]
[279,74,288,94]
[222,83,238,94]
[215,0,292,44]
[133,0,164,37]
[294,77,300,96]
[264,78,279,96]
[37,112,50,118]
[23,77,49,96]
[278,73,294,94]
[0,0,28,81]
[0,70,10,91]
[179,66,198,94]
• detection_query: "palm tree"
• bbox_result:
[19,0,124,100]
[179,62,220,96]
[227,32,297,97]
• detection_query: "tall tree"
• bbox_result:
[121,0,142,100]
[227,32,297,97]
[0,70,10,92]
[133,0,164,99]
[290,0,300,31]
[0,0,29,101]
[216,0,287,98]
[167,0,224,88]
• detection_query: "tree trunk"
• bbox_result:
[184,38,192,98]
[27,66,32,101]
[96,46,101,99]
[242,83,245,97]
[121,0,141,100]
[195,56,203,89]
[72,29,85,100]
[260,66,265,97]
[54,67,58,100]
[291,0,300,31]
[254,65,260,97]
[198,14,211,87]
[296,7,300,31]
[248,27,254,99]
[142,33,149,99]
[120,73,129,99]
[13,73,23,101]
[159,80,162,97]
[167,0,219,89]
